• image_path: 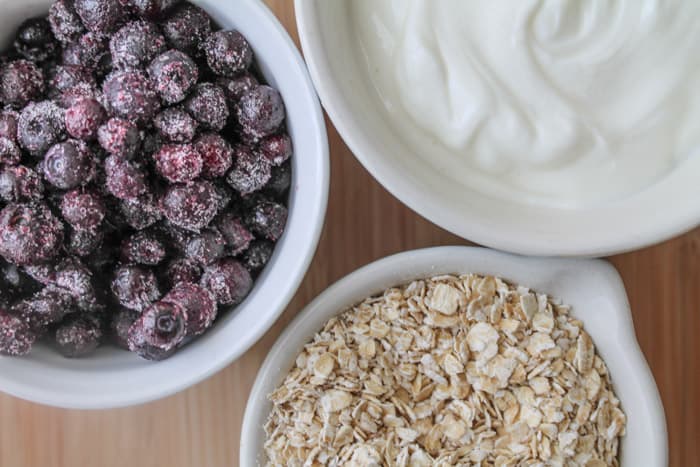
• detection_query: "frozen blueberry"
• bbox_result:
[55,312,102,358]
[62,32,111,75]
[74,0,126,34]
[14,17,58,63]
[161,180,220,232]
[103,69,160,123]
[0,308,36,356]
[148,49,199,105]
[185,228,225,266]
[154,108,197,143]
[247,200,288,242]
[67,227,103,257]
[51,65,95,94]
[243,239,274,274]
[11,285,75,331]
[43,140,96,190]
[111,20,166,70]
[163,282,216,336]
[258,133,292,167]
[161,3,211,54]
[0,110,19,142]
[59,82,100,109]
[0,165,44,202]
[195,133,233,178]
[110,307,139,350]
[266,160,292,197]
[17,100,65,155]
[1,260,42,297]
[184,82,228,131]
[49,0,86,43]
[200,258,252,306]
[235,85,285,140]
[111,264,161,312]
[164,257,201,287]
[202,30,253,78]
[226,145,271,195]
[128,300,186,358]
[97,118,140,159]
[65,97,106,140]
[0,203,64,266]
[216,73,258,106]
[61,189,106,231]
[153,143,202,183]
[53,258,100,312]
[121,231,166,265]
[216,211,253,255]
[104,155,147,200]
[0,60,45,108]
[126,0,180,19]
[119,193,162,229]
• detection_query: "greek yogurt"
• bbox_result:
[351,0,700,207]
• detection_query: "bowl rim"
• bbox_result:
[241,246,668,466]
[0,0,329,409]
[294,0,700,257]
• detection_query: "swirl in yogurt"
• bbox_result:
[352,0,700,207]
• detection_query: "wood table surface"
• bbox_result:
[1,2,697,466]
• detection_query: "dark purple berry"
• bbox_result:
[216,211,253,255]
[0,60,45,108]
[12,285,75,331]
[110,20,166,70]
[0,165,44,202]
[62,32,111,74]
[163,282,216,336]
[202,30,253,78]
[185,228,225,266]
[60,189,106,231]
[201,258,252,306]
[104,155,147,200]
[164,257,201,286]
[49,0,86,44]
[51,65,95,94]
[266,160,292,197]
[235,85,285,140]
[196,133,232,178]
[153,143,202,183]
[74,0,126,33]
[126,0,180,19]
[244,239,274,274]
[65,97,106,140]
[121,231,166,265]
[103,69,160,123]
[0,308,36,355]
[161,3,211,54]
[111,264,161,311]
[59,82,99,109]
[0,110,19,142]
[154,107,197,143]
[148,49,198,105]
[67,227,103,257]
[226,144,271,195]
[119,193,162,230]
[217,73,258,106]
[97,118,140,159]
[17,100,65,155]
[22,263,55,285]
[128,300,186,358]
[258,133,292,166]
[110,307,139,349]
[184,82,228,131]
[43,140,96,190]
[0,203,64,266]
[55,313,102,357]
[53,258,99,312]
[161,180,220,231]
[14,18,58,63]
[247,200,288,242]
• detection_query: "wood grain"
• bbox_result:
[0,2,697,466]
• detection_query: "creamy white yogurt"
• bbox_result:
[351,0,700,207]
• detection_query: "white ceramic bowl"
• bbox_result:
[295,0,700,257]
[241,246,667,466]
[0,0,329,409]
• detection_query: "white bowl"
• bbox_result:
[241,246,667,466]
[295,0,700,257]
[0,0,329,409]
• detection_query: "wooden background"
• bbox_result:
[0,2,697,466]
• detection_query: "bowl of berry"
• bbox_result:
[0,0,328,408]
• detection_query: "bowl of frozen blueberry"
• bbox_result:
[0,0,328,408]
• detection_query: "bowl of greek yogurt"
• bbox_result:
[296,0,700,256]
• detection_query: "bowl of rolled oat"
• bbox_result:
[241,246,666,466]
